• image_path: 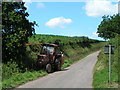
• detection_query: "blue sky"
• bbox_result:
[24,0,118,40]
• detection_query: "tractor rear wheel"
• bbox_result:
[55,59,61,71]
[46,63,52,73]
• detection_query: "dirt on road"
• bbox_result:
[17,51,100,88]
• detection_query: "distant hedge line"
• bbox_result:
[28,34,101,46]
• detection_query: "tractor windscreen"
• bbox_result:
[41,46,54,54]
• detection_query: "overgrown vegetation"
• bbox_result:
[93,35,119,88]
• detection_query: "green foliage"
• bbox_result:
[97,14,120,39]
[2,2,37,63]
[2,61,21,81]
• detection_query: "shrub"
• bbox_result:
[2,61,21,81]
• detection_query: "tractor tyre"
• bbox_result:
[55,59,61,71]
[46,63,52,73]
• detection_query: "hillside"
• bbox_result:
[27,34,104,61]
[28,34,100,45]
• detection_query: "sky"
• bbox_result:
[23,0,119,40]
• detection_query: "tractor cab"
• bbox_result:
[40,44,57,55]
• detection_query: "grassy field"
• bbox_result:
[93,35,119,88]
[2,34,105,88]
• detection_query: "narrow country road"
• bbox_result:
[17,51,100,88]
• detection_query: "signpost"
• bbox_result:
[104,44,114,83]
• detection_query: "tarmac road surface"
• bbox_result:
[17,51,100,88]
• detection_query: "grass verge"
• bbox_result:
[93,49,118,88]
[1,70,47,88]
[93,35,119,88]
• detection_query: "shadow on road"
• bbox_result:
[53,68,69,73]
[61,68,69,72]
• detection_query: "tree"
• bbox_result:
[97,14,120,39]
[2,2,37,63]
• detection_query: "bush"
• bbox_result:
[2,61,21,81]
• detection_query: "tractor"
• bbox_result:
[36,43,64,73]
[26,43,64,73]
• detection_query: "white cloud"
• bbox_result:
[36,3,45,8]
[23,0,32,3]
[89,36,97,39]
[23,1,45,10]
[23,0,32,10]
[85,0,118,17]
[45,17,72,28]
[93,31,98,36]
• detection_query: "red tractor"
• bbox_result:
[37,43,64,73]
[26,43,64,73]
